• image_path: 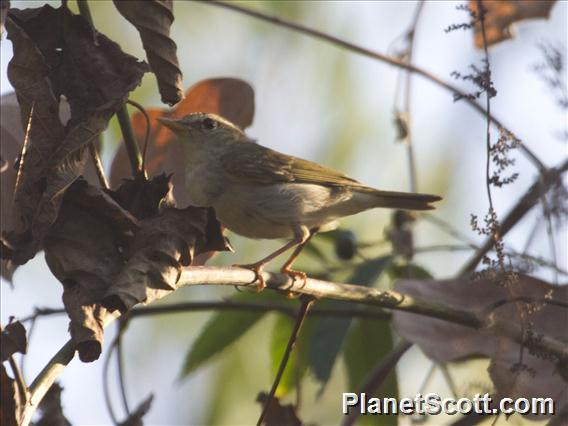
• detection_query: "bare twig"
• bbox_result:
[461,159,568,273]
[88,140,109,189]
[126,99,152,172]
[19,301,391,323]
[76,0,110,189]
[402,0,425,192]
[8,354,28,408]
[206,0,546,172]
[102,332,119,425]
[256,296,315,426]
[116,329,130,415]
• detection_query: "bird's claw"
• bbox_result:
[280,268,307,296]
[234,263,266,292]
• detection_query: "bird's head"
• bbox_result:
[157,112,246,143]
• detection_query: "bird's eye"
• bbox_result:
[202,117,217,130]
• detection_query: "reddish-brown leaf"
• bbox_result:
[471,0,557,48]
[110,78,255,208]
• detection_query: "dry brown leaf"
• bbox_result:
[0,92,23,281]
[0,364,21,426]
[118,394,153,426]
[44,179,138,362]
[110,78,255,208]
[0,320,27,361]
[44,176,228,361]
[0,0,8,39]
[35,383,71,426]
[392,275,567,419]
[103,198,229,314]
[0,92,102,282]
[256,392,302,426]
[471,0,557,48]
[113,0,183,106]
[3,5,148,266]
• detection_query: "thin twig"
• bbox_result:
[13,102,34,200]
[116,106,146,178]
[116,328,130,415]
[461,159,568,273]
[206,0,546,172]
[478,0,496,220]
[424,214,479,247]
[538,178,559,284]
[402,0,425,192]
[76,0,110,189]
[102,330,119,424]
[257,296,315,426]
[126,99,152,172]
[88,140,109,189]
[8,355,28,408]
[77,0,145,179]
[19,301,391,323]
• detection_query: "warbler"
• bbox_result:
[158,113,441,288]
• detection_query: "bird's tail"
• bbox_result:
[357,187,442,211]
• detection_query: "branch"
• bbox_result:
[22,267,567,425]
[461,159,568,273]
[206,0,546,172]
[20,301,391,322]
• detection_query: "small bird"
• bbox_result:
[158,113,441,289]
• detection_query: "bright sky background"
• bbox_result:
[1,1,566,424]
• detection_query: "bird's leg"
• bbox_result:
[235,226,313,292]
[235,235,306,292]
[279,228,317,288]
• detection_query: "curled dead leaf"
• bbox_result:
[0,320,27,361]
[44,176,228,361]
[113,0,183,106]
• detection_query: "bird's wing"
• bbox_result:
[219,142,360,187]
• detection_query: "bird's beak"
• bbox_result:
[157,116,186,132]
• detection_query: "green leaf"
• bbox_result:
[270,314,314,397]
[387,262,433,280]
[181,292,280,377]
[308,256,393,386]
[345,328,402,426]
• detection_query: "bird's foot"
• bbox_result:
[233,262,266,292]
[280,268,307,299]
